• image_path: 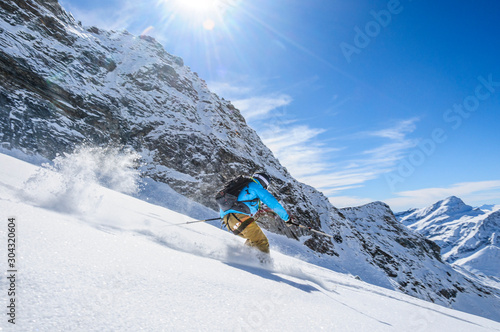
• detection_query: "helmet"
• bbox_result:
[252,172,271,189]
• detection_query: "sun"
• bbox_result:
[175,0,223,13]
[161,0,239,31]
[171,0,232,30]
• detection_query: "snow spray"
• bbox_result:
[20,145,141,214]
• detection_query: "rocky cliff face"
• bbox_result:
[1,0,500,320]
[0,0,343,259]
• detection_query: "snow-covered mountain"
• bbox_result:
[2,152,500,331]
[396,196,500,284]
[2,0,500,322]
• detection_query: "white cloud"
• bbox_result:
[284,119,419,196]
[358,118,420,168]
[329,196,373,208]
[368,117,418,140]
[254,118,420,199]
[260,125,335,178]
[361,139,418,169]
[208,80,292,120]
[384,180,500,211]
[207,81,253,98]
[232,95,292,120]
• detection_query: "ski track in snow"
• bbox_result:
[1,152,500,331]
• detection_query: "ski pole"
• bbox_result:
[285,220,334,238]
[257,208,333,238]
[258,208,333,238]
[164,217,221,227]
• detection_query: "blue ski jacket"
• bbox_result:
[219,179,289,222]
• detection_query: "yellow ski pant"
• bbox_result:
[224,213,270,253]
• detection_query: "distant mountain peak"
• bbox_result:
[410,196,473,222]
[440,195,467,208]
[397,196,499,284]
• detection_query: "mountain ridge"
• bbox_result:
[396,196,500,285]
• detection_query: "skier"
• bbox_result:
[219,172,291,254]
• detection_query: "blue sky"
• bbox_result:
[59,0,500,210]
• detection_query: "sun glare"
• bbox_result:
[177,0,222,12]
[203,19,216,30]
[165,0,239,31]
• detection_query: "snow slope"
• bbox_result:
[1,153,500,331]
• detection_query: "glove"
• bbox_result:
[284,215,295,227]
